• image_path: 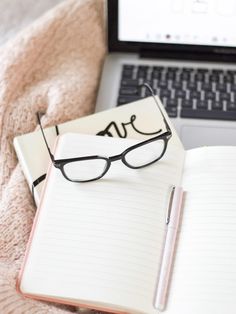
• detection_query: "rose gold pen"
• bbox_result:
[154,186,183,311]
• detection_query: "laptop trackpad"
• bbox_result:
[181,125,236,149]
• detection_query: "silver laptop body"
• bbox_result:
[96,0,236,149]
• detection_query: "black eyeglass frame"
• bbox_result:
[37,84,172,183]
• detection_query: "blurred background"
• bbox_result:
[0,0,63,46]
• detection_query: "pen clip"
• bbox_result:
[166,186,175,225]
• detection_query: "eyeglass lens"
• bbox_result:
[123,138,166,168]
[63,158,108,182]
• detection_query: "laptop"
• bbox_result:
[96,0,236,149]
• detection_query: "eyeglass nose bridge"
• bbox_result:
[108,153,123,163]
[108,152,131,170]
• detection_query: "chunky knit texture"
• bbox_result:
[0,0,106,312]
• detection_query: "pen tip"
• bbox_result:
[157,304,165,311]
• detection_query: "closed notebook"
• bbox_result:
[17,132,236,313]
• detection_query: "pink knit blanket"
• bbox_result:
[0,0,105,312]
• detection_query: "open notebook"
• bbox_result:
[17,132,236,314]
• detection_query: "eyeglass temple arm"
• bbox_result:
[142,83,172,135]
[36,112,54,162]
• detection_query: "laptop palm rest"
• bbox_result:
[181,125,236,149]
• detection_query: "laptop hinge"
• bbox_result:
[140,49,236,63]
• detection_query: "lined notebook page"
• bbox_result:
[20,133,185,314]
[166,146,236,314]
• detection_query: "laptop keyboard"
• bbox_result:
[118,64,236,120]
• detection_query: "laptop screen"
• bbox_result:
[118,0,236,48]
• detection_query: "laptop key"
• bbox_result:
[227,102,236,111]
[121,79,139,87]
[209,74,220,82]
[160,89,171,99]
[166,99,178,107]
[182,67,194,73]
[197,68,208,73]
[215,83,227,92]
[219,92,230,101]
[117,96,141,106]
[195,72,204,81]
[166,71,176,80]
[120,87,138,96]
[181,108,236,120]
[175,90,186,99]
[166,107,177,118]
[223,75,234,83]
[196,100,208,109]
[122,69,133,78]
[201,82,212,91]
[180,72,190,81]
[137,67,148,79]
[123,64,134,70]
[230,84,236,92]
[189,91,201,99]
[172,81,183,89]
[153,66,164,71]
[227,70,236,75]
[212,102,223,110]
[212,69,224,75]
[205,91,215,100]
[137,71,147,79]
[157,80,168,88]
[152,71,162,79]
[167,67,178,71]
[187,82,198,91]
[138,65,149,71]
[181,99,194,108]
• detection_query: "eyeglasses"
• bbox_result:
[37,83,172,182]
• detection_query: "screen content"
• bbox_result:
[119,0,236,47]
